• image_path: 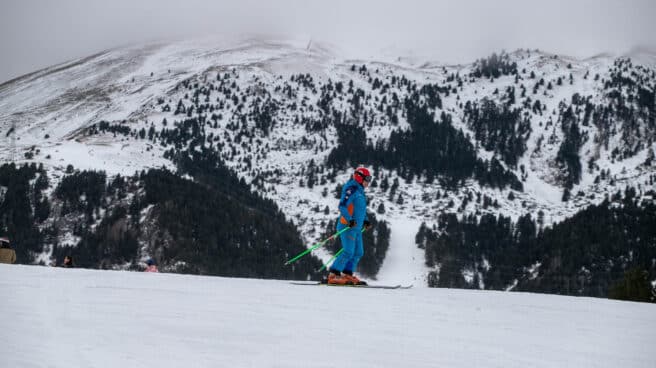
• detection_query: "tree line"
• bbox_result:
[418,187,656,302]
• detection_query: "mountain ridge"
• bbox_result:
[0,37,654,296]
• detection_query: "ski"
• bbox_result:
[290,282,413,289]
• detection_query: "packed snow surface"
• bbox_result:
[2,264,654,368]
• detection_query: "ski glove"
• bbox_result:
[348,219,357,228]
[363,220,372,230]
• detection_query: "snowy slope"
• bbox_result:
[0,36,328,176]
[377,217,427,285]
[1,264,655,368]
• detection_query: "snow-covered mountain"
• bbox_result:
[2,264,655,368]
[1,36,655,290]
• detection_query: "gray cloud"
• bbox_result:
[1,0,655,83]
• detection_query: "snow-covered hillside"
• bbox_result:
[1,36,655,284]
[1,264,654,368]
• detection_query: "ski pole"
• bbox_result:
[319,249,343,272]
[318,227,369,272]
[284,227,351,265]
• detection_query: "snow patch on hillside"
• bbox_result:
[376,217,428,286]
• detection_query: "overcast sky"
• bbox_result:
[1,0,655,83]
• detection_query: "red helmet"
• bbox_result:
[353,167,372,184]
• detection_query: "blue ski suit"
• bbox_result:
[332,178,368,273]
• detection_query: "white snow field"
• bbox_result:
[1,264,654,368]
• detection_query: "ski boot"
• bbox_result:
[342,270,367,285]
[325,271,351,285]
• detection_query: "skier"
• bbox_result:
[144,258,159,273]
[327,167,372,285]
[62,255,74,268]
[0,237,16,264]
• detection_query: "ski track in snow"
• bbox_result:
[375,217,427,286]
[2,264,655,368]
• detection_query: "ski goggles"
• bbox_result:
[356,172,373,183]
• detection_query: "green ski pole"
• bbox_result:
[318,227,368,272]
[284,227,350,265]
[319,249,343,272]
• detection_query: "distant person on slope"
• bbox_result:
[144,258,159,273]
[0,237,16,264]
[62,255,74,268]
[327,167,372,285]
